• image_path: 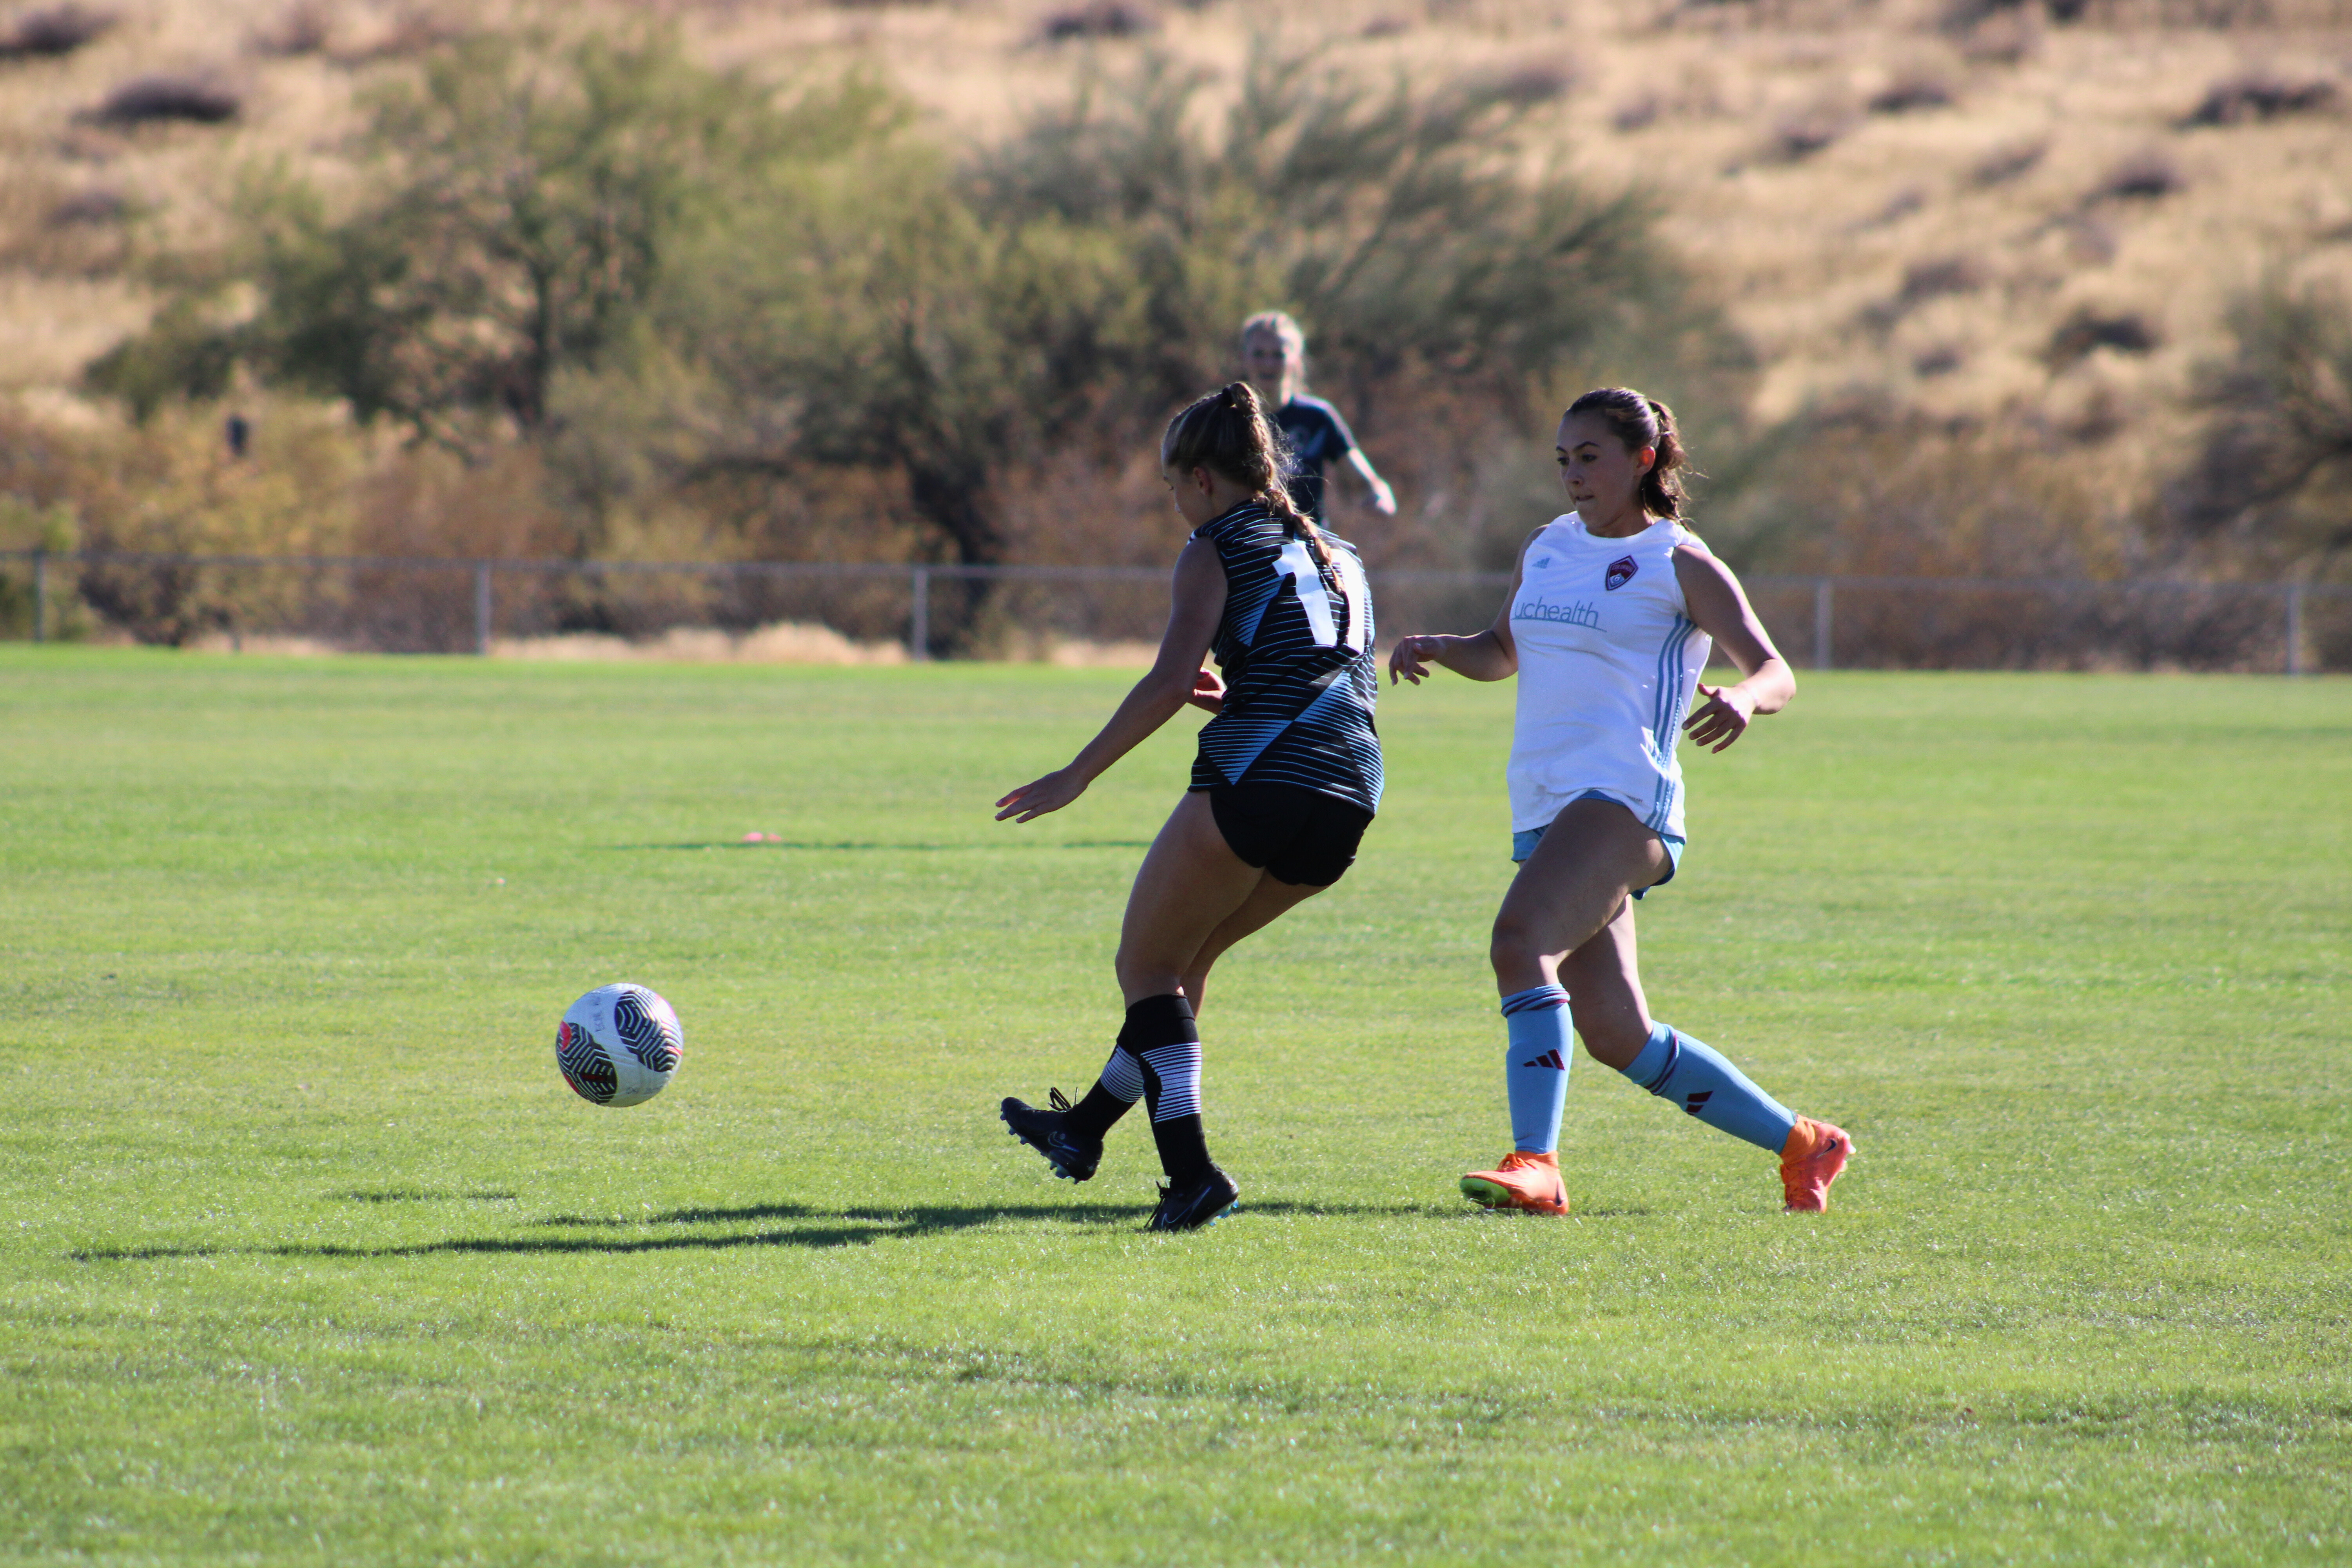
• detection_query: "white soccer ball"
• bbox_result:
[555,983,683,1107]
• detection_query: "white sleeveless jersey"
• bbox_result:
[1506,514,1712,839]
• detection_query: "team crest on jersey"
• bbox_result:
[1604,555,1639,592]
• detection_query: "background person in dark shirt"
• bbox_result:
[1240,311,1397,524]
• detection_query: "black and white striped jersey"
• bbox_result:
[1189,502,1383,814]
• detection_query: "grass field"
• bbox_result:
[2,649,2347,1566]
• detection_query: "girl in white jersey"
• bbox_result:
[1388,388,1854,1215]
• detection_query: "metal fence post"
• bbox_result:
[909,566,930,662]
[473,562,493,656]
[2285,583,2305,677]
[31,548,47,644]
[1813,577,1833,671]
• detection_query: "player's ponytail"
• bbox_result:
[1163,381,1333,566]
[1565,387,1691,520]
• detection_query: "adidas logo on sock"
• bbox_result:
[1520,1050,1568,1070]
[1683,1089,1713,1116]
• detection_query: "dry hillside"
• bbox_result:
[2,0,2349,581]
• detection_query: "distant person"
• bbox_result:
[1385,388,1854,1216]
[224,413,250,458]
[1240,311,1396,524]
[995,382,1381,1232]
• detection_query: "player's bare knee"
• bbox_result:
[1573,1014,1645,1070]
[1114,948,1181,998]
[1488,922,1553,988]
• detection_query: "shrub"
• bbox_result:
[1702,396,2134,586]
[1612,94,1660,132]
[1869,68,1956,115]
[2045,307,2162,366]
[47,186,124,225]
[0,4,112,60]
[249,2,333,58]
[90,74,241,125]
[1768,101,1856,161]
[1900,254,1993,302]
[1914,345,1964,377]
[0,175,127,276]
[1955,8,2041,65]
[2087,149,2183,203]
[1970,138,2046,185]
[2166,277,2352,574]
[1040,1,1156,41]
[2183,73,2338,127]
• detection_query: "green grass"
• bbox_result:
[2,648,2347,1566]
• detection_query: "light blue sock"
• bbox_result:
[1621,1021,1797,1154]
[1501,984,1573,1154]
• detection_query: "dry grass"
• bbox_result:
[2,0,2348,572]
[488,622,909,664]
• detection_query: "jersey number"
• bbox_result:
[1274,538,1369,653]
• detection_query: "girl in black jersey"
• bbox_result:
[995,382,1383,1231]
[1241,311,1397,524]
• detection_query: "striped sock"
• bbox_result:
[1122,993,1211,1182]
[1062,1046,1143,1140]
[1620,1021,1797,1154]
[1501,984,1573,1154]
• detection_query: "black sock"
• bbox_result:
[1061,1073,1134,1140]
[1122,993,1212,1183]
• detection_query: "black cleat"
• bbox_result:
[1145,1165,1239,1232]
[1000,1089,1103,1182]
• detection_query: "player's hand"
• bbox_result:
[1367,477,1397,517]
[995,768,1087,824]
[1185,668,1226,714]
[1388,634,1442,686]
[1682,682,1757,753]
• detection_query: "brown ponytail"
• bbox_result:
[1163,381,1333,565]
[1564,387,1690,520]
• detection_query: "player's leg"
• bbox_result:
[1107,791,1269,1227]
[1176,871,1325,1016]
[1176,786,1370,1010]
[1463,797,1667,1214]
[1554,860,1855,1213]
[1112,789,1269,999]
[1002,792,1258,1224]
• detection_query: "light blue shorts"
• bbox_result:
[1511,789,1685,899]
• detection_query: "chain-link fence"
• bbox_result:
[2,549,2345,672]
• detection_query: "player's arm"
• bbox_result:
[995,539,1227,824]
[1672,541,1794,754]
[1385,527,1535,685]
[1343,447,1397,517]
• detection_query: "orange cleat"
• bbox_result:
[1779,1117,1855,1212]
[1460,1150,1569,1216]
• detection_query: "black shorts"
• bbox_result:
[1196,782,1374,887]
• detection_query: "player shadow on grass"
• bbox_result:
[603,840,1155,853]
[69,1198,1496,1264]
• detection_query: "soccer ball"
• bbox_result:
[555,983,683,1107]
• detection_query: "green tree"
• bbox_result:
[681,43,1719,571]
[972,45,1699,419]
[92,29,896,458]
